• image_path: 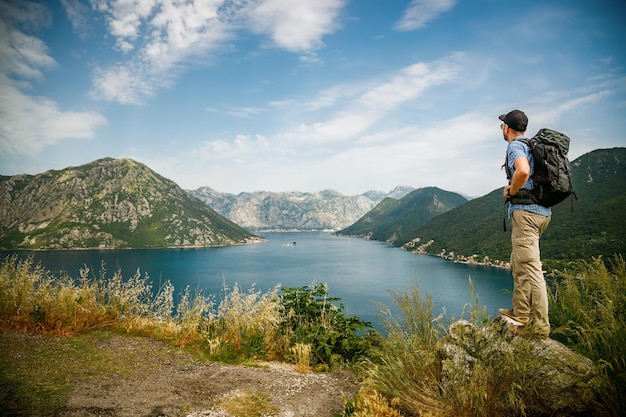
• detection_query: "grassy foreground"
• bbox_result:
[0,254,624,416]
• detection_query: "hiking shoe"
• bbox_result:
[498,308,529,325]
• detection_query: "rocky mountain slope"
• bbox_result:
[187,186,415,231]
[0,158,256,249]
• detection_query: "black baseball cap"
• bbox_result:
[499,109,528,132]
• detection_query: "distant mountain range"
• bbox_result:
[0,158,256,249]
[342,147,626,268]
[187,185,416,232]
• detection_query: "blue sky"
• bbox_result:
[1,0,625,197]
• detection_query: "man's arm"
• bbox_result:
[503,156,531,198]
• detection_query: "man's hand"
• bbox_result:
[503,185,512,199]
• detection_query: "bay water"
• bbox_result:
[4,232,513,329]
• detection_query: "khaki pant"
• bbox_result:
[510,210,551,336]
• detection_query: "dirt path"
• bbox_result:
[1,333,358,417]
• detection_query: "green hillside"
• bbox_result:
[0,158,256,249]
[338,187,468,242]
[395,148,626,267]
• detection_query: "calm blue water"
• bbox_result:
[3,232,513,329]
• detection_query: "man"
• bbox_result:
[498,109,551,338]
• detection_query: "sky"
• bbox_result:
[1,0,625,197]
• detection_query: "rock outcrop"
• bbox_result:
[437,318,602,416]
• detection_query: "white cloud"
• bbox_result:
[225,106,267,118]
[172,55,479,192]
[89,0,348,104]
[288,111,508,195]
[91,63,160,104]
[358,60,459,110]
[305,86,348,111]
[146,0,226,68]
[61,0,92,39]
[283,55,461,143]
[0,0,52,29]
[174,54,465,185]
[394,0,456,31]
[93,0,157,45]
[89,0,229,103]
[246,0,346,52]
[304,81,369,111]
[193,134,270,160]
[0,19,56,81]
[0,1,107,155]
[0,75,107,155]
[175,111,505,195]
[529,90,612,128]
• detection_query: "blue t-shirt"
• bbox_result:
[507,138,552,217]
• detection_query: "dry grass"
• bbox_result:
[363,285,447,417]
[347,386,403,417]
[0,256,214,346]
[290,343,312,373]
[0,255,350,367]
[0,256,109,335]
[216,389,279,417]
[548,255,626,415]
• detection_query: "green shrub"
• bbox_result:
[278,283,376,368]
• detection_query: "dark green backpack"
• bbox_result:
[506,128,576,208]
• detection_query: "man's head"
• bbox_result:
[499,109,528,141]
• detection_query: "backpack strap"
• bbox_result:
[503,138,537,205]
[503,138,531,179]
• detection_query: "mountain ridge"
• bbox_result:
[187,185,416,232]
[0,158,257,250]
[393,147,626,267]
[337,187,468,241]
